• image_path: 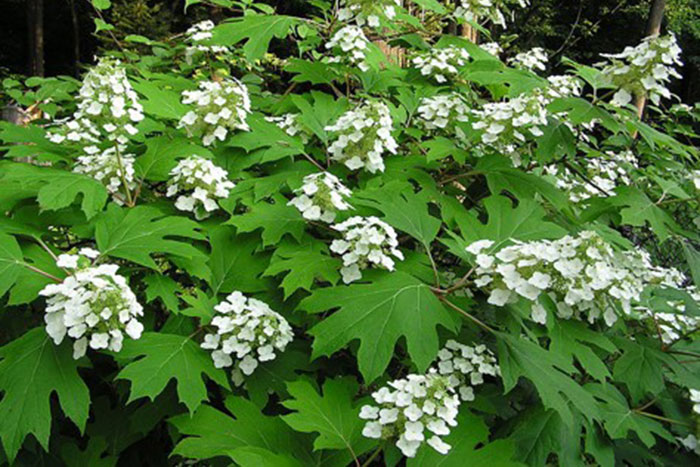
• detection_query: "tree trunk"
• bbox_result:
[461,24,479,43]
[26,0,45,76]
[69,0,80,76]
[635,0,666,119]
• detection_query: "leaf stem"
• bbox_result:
[633,410,690,426]
[440,297,496,334]
[360,443,383,467]
[18,261,62,282]
[113,144,134,206]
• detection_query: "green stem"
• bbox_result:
[441,297,496,334]
[360,444,383,467]
[19,261,62,282]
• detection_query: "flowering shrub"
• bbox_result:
[0,1,699,465]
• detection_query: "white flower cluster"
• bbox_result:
[48,58,143,145]
[185,20,230,63]
[691,170,700,191]
[509,47,548,72]
[411,46,471,83]
[74,145,136,204]
[201,291,294,385]
[600,34,683,106]
[635,286,700,344]
[691,389,700,415]
[178,78,251,146]
[265,113,308,142]
[471,92,548,165]
[330,216,404,283]
[40,248,144,359]
[325,100,397,173]
[288,172,353,223]
[166,155,234,219]
[337,0,399,28]
[466,232,661,326]
[455,0,528,28]
[416,93,470,131]
[543,150,637,203]
[546,75,583,99]
[680,434,700,456]
[480,41,503,56]
[360,371,459,457]
[325,25,371,71]
[435,340,501,401]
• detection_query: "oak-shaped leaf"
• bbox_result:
[300,271,458,382]
[117,333,230,413]
[0,328,90,463]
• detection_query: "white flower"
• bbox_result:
[330,216,404,283]
[73,145,136,204]
[509,47,549,72]
[166,155,235,219]
[466,239,495,255]
[437,340,501,400]
[417,93,470,131]
[178,78,251,146]
[600,34,682,107]
[56,254,79,269]
[480,41,503,56]
[470,231,688,327]
[325,25,371,71]
[336,1,400,29]
[454,0,528,29]
[543,150,637,203]
[265,113,309,142]
[289,172,353,223]
[411,46,471,83]
[325,100,396,173]
[39,252,144,359]
[184,20,231,63]
[201,292,293,384]
[361,371,460,457]
[48,58,143,145]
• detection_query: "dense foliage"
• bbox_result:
[1,0,700,465]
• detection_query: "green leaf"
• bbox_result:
[94,18,114,33]
[227,114,304,163]
[95,204,206,269]
[0,328,90,463]
[423,137,470,163]
[547,97,621,132]
[611,339,667,403]
[228,196,306,246]
[497,333,599,427]
[549,321,616,382]
[228,447,305,467]
[476,155,569,209]
[92,0,111,10]
[144,274,182,312]
[282,377,374,455]
[608,187,681,242]
[409,411,522,466]
[586,383,674,448]
[443,195,567,261]
[509,407,581,467]
[132,80,189,120]
[300,271,458,382]
[0,232,24,299]
[213,15,299,61]
[0,163,108,219]
[291,92,348,143]
[245,349,308,407]
[264,238,340,298]
[117,333,230,413]
[355,183,442,245]
[170,396,311,462]
[8,243,63,305]
[285,59,338,85]
[207,226,272,295]
[682,242,700,289]
[535,121,577,163]
[135,136,212,182]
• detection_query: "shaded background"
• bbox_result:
[1,0,699,102]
